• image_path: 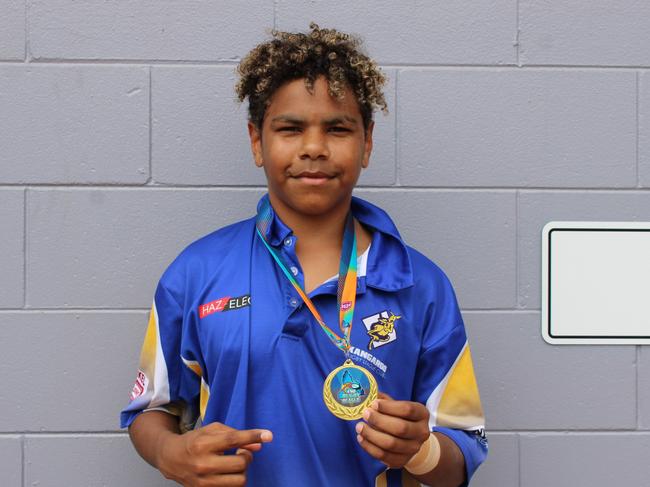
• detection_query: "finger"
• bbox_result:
[356,432,410,468]
[362,407,427,441]
[236,448,254,466]
[202,422,236,433]
[206,429,273,452]
[355,421,420,456]
[377,391,393,401]
[239,442,263,452]
[191,454,249,476]
[196,473,247,487]
[370,399,429,422]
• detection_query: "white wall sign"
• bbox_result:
[542,221,650,345]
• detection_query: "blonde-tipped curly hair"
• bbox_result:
[236,23,388,130]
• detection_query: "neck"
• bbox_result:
[269,195,351,250]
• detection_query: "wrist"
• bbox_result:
[404,433,441,476]
[154,429,182,472]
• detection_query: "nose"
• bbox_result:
[299,128,329,160]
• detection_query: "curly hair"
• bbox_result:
[235,23,388,131]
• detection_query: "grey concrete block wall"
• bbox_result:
[1,1,648,485]
[0,65,149,184]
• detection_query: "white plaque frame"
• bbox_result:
[542,221,650,345]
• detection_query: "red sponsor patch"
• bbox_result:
[198,297,231,318]
[199,295,251,318]
[130,370,147,401]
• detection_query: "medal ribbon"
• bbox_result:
[255,198,358,355]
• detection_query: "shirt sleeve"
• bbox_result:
[412,268,488,484]
[120,280,201,432]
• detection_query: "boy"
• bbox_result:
[121,24,487,487]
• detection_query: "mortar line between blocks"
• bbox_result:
[21,434,25,487]
[0,308,151,313]
[517,433,521,487]
[147,66,153,184]
[23,0,27,62]
[515,190,520,308]
[273,0,278,30]
[23,188,27,308]
[8,184,650,191]
[515,0,521,67]
[394,69,400,186]
[634,71,641,188]
[15,59,650,70]
[637,346,641,429]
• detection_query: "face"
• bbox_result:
[248,76,373,221]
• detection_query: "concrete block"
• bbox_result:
[639,71,650,187]
[520,433,650,487]
[0,436,22,487]
[276,0,517,65]
[398,69,636,188]
[520,0,650,66]
[27,188,264,308]
[356,190,516,309]
[0,189,24,307]
[470,433,518,487]
[0,65,148,183]
[518,191,650,309]
[25,435,175,486]
[0,312,150,431]
[465,312,636,430]
[29,0,273,61]
[152,67,395,186]
[0,0,24,60]
[151,66,264,186]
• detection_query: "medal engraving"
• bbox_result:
[323,360,378,420]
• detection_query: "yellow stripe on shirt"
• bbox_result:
[436,344,485,430]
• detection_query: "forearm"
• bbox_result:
[408,432,466,487]
[128,410,181,470]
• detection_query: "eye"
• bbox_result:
[329,126,351,133]
[278,126,300,133]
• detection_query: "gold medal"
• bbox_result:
[323,359,378,420]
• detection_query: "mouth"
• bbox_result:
[292,171,334,186]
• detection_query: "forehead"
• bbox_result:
[264,77,362,121]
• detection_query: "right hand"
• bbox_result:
[156,422,273,487]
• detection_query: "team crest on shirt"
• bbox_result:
[362,311,401,350]
[130,370,148,401]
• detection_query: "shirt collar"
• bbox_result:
[351,196,414,291]
[255,194,414,291]
[256,194,293,247]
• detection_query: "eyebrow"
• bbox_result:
[323,116,357,126]
[270,115,359,125]
[270,115,304,124]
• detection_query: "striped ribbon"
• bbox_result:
[255,198,358,355]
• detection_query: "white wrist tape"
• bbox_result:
[404,433,441,476]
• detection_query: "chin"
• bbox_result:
[292,197,346,217]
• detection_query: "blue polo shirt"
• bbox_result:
[121,194,487,486]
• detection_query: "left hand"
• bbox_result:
[355,392,431,468]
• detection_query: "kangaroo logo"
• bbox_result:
[363,311,401,350]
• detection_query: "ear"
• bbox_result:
[361,121,374,169]
[248,121,264,167]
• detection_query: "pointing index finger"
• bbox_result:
[208,429,273,452]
